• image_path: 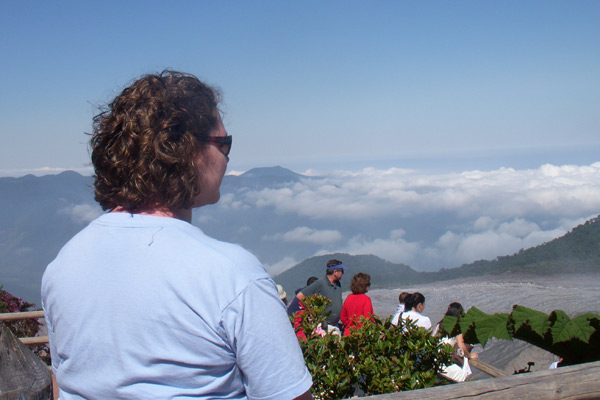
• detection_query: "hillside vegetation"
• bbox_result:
[434,214,600,279]
[275,215,600,294]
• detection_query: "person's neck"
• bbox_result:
[111,207,192,223]
[327,274,337,285]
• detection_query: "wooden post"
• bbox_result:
[469,358,507,377]
[0,324,52,400]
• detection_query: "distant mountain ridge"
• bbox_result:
[1,168,598,307]
[240,166,306,179]
[274,215,600,296]
[433,214,600,279]
[222,166,313,191]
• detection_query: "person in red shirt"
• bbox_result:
[340,273,374,336]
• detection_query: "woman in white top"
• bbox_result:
[401,292,431,330]
[433,302,478,382]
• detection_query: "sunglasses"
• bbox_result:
[196,135,232,159]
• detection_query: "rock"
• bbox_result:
[0,324,52,400]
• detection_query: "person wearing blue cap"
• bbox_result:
[295,259,346,332]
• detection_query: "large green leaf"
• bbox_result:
[433,304,600,366]
[439,307,510,347]
[472,312,511,347]
[551,312,597,344]
[439,315,458,337]
[459,306,487,344]
[510,305,551,338]
[508,305,554,352]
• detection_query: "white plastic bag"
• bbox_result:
[441,357,472,382]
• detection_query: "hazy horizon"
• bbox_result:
[2,2,599,179]
[2,142,600,179]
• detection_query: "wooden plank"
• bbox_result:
[469,359,507,377]
[362,361,600,399]
[0,310,45,321]
[19,336,49,345]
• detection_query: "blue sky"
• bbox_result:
[1,1,599,176]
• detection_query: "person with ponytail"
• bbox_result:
[400,292,431,330]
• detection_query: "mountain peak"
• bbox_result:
[241,166,303,179]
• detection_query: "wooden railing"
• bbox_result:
[3,311,600,399]
[363,360,600,399]
[0,310,48,345]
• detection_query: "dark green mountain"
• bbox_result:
[274,253,425,296]
[432,214,600,280]
[275,215,600,295]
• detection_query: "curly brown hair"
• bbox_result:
[90,70,221,212]
[350,272,371,294]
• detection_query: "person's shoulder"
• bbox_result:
[194,234,266,278]
[309,277,326,287]
[144,217,257,263]
[299,277,324,294]
[130,215,267,279]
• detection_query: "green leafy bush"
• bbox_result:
[293,295,452,399]
[439,305,600,366]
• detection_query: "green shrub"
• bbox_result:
[292,295,452,399]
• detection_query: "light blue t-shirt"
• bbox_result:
[42,213,312,399]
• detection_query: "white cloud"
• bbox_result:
[217,193,249,210]
[473,216,495,232]
[336,233,422,266]
[15,247,33,256]
[195,214,217,225]
[264,256,299,276]
[496,218,540,237]
[237,226,252,234]
[58,203,102,224]
[264,226,342,244]
[240,163,600,221]
[313,214,592,270]
[221,162,600,272]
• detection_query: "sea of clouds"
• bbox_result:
[53,162,600,276]
[219,162,600,275]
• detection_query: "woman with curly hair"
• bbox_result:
[41,71,312,400]
[340,272,374,336]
